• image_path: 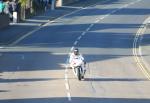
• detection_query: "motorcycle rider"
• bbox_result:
[69,48,86,78]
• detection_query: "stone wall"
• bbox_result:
[56,0,79,6]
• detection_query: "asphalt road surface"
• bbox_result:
[0,0,150,103]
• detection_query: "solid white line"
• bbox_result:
[65,69,68,73]
[52,52,68,55]
[11,27,42,46]
[67,92,71,101]
[61,6,84,9]
[65,83,70,90]
[95,19,100,23]
[111,10,117,14]
[65,74,68,79]
[100,17,105,20]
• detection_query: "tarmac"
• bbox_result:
[0,0,149,71]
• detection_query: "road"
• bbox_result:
[0,0,150,103]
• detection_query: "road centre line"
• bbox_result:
[65,83,70,90]
[74,41,78,46]
[77,36,82,40]
[86,27,91,31]
[82,32,86,36]
[67,92,71,101]
[65,73,68,80]
[65,69,68,73]
[70,47,74,51]
[90,24,94,27]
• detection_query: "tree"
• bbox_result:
[18,0,27,20]
[19,0,27,7]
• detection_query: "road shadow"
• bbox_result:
[0,97,149,103]
[0,52,67,71]
[84,77,148,82]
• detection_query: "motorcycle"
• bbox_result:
[71,57,85,81]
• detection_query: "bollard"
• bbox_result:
[51,0,55,10]
[13,11,17,23]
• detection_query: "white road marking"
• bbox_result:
[90,24,94,28]
[61,6,84,9]
[10,27,42,46]
[77,36,82,40]
[82,32,86,36]
[100,17,105,20]
[133,17,150,80]
[65,83,70,90]
[65,74,68,79]
[52,52,68,55]
[86,27,91,31]
[65,69,68,73]
[74,41,78,46]
[67,92,71,101]
[95,20,100,23]
[70,47,74,51]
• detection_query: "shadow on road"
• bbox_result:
[0,97,150,103]
[84,77,148,82]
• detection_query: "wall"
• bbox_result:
[56,0,79,7]
[0,14,9,29]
